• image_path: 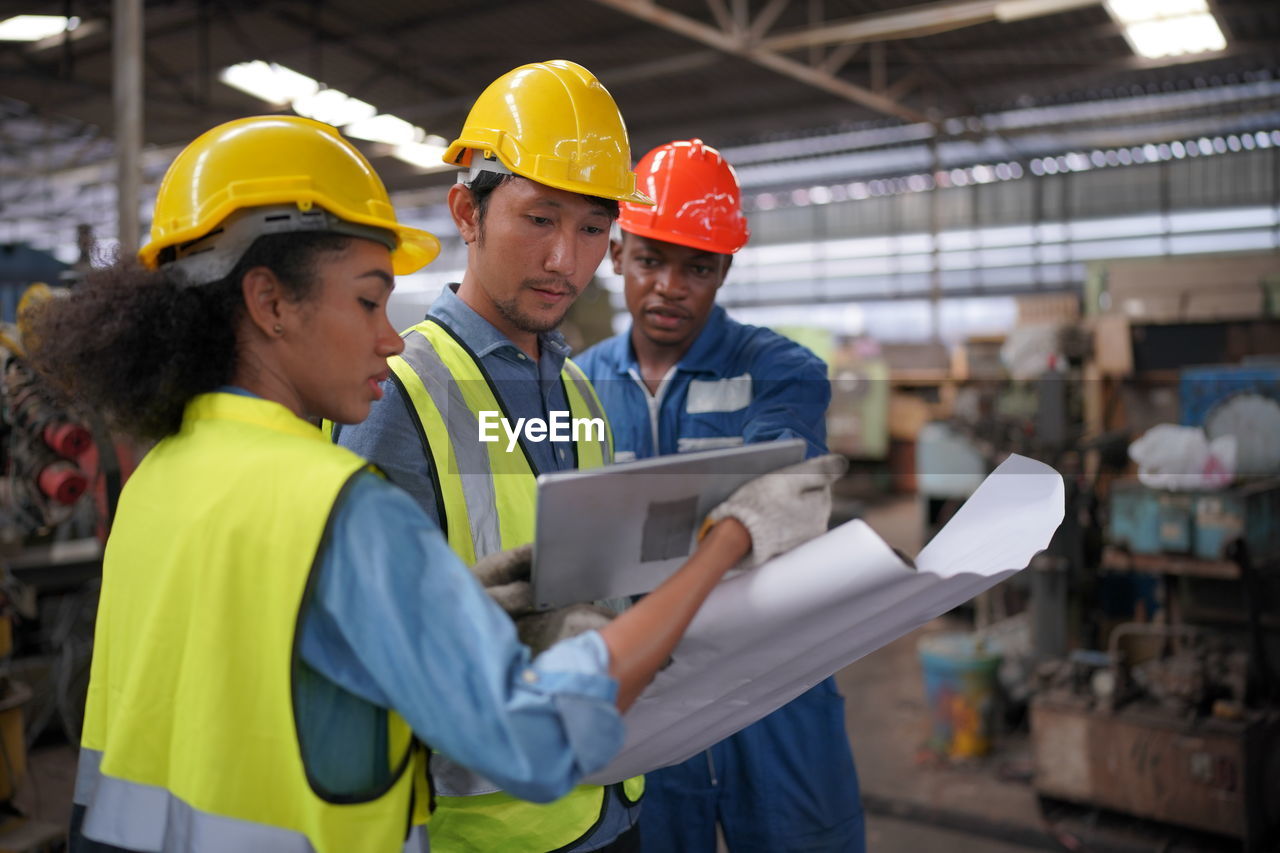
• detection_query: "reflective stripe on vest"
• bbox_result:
[77,393,415,853]
[390,328,502,563]
[75,748,317,852]
[390,320,640,852]
[562,358,613,453]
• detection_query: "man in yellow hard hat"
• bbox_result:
[334,60,649,852]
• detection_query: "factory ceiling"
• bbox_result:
[1,0,1278,251]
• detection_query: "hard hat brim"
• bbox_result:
[140,202,441,276]
[391,226,442,275]
[444,141,654,206]
[618,220,745,256]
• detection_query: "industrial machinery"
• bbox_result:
[0,281,122,843]
[1028,362,1280,851]
[1030,622,1280,850]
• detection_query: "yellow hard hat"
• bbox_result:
[139,115,440,277]
[444,60,654,205]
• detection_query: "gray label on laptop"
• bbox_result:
[640,496,699,562]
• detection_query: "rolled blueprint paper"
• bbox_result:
[587,454,1063,784]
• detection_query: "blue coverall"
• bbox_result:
[577,305,866,853]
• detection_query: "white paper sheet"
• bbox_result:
[585,454,1063,784]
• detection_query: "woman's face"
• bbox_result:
[279,237,404,424]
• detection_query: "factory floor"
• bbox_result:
[8,746,1042,853]
[0,495,1236,852]
[839,617,1051,853]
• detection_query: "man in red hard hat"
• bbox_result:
[577,140,865,852]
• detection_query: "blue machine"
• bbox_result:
[1179,364,1280,427]
[0,243,69,323]
[1109,479,1280,564]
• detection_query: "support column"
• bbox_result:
[113,0,143,256]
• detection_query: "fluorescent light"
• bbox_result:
[392,141,451,171]
[344,114,421,146]
[1124,13,1225,57]
[994,0,1099,23]
[1106,0,1208,21]
[0,14,78,41]
[219,59,451,166]
[1105,0,1226,59]
[27,18,101,52]
[292,88,376,126]
[219,61,318,106]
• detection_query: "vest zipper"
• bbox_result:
[704,749,718,786]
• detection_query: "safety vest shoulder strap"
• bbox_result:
[562,356,613,466]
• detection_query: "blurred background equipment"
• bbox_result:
[0,272,124,849]
[918,632,1003,760]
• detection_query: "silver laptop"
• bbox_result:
[532,439,806,610]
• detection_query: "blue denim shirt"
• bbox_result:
[215,389,622,804]
[298,473,621,803]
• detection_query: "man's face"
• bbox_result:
[456,176,613,335]
[614,232,730,351]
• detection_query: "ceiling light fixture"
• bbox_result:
[291,88,376,127]
[219,61,318,106]
[1104,0,1226,59]
[391,138,451,171]
[219,60,453,172]
[344,114,421,146]
[0,14,78,41]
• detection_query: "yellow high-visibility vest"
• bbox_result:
[77,392,418,853]
[388,318,643,852]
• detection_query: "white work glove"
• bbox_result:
[515,604,616,656]
[470,544,618,651]
[706,453,848,568]
[470,544,534,616]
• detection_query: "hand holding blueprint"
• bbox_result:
[586,454,1064,784]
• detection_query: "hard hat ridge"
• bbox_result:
[444,59,654,205]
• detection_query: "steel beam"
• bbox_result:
[762,0,1100,51]
[747,0,790,42]
[588,0,929,124]
[818,42,862,75]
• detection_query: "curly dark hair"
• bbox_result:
[27,232,352,441]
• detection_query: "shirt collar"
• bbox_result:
[427,282,571,361]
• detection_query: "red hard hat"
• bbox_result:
[618,139,750,255]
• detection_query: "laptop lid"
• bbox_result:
[532,439,806,609]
